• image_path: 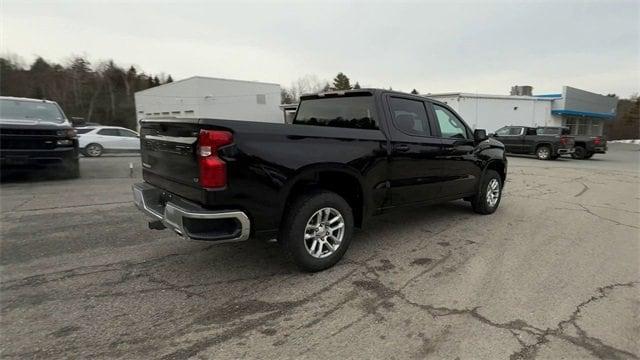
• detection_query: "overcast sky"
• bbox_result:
[2,0,639,97]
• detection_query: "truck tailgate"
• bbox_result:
[140,119,202,201]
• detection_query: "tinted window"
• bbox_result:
[537,127,568,135]
[98,128,120,136]
[389,97,430,136]
[497,127,523,135]
[75,128,93,134]
[526,128,537,136]
[509,127,524,135]
[433,104,468,139]
[118,129,138,137]
[0,99,65,123]
[294,96,378,130]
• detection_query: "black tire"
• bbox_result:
[471,170,502,215]
[571,146,587,159]
[280,190,354,272]
[83,143,103,157]
[584,152,594,159]
[536,145,552,160]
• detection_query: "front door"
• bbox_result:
[429,103,482,198]
[385,96,444,206]
[493,126,525,153]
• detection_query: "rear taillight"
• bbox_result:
[197,130,233,188]
[593,136,601,145]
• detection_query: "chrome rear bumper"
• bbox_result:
[132,183,250,243]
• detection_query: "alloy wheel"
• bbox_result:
[486,178,500,207]
[304,207,345,259]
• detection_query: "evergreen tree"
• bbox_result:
[322,82,331,92]
[353,82,361,89]
[411,89,419,94]
[153,76,160,86]
[166,74,173,83]
[332,72,352,90]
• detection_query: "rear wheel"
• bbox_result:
[281,190,354,272]
[571,145,587,159]
[584,152,594,159]
[471,170,502,214]
[84,143,103,157]
[536,146,551,160]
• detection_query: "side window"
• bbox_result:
[118,129,138,137]
[97,128,119,136]
[496,127,511,136]
[433,104,468,139]
[389,97,430,136]
[509,127,524,135]
[525,128,536,136]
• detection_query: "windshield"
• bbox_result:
[0,99,66,123]
[294,95,378,130]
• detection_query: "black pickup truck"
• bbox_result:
[536,126,607,159]
[490,126,575,160]
[133,89,507,271]
[0,96,80,178]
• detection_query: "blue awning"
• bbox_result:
[551,109,616,119]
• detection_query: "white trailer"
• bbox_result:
[134,76,283,130]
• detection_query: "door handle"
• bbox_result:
[393,144,410,152]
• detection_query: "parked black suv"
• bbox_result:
[491,126,575,160]
[133,89,507,271]
[0,97,80,178]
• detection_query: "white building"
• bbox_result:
[134,76,283,128]
[426,86,617,136]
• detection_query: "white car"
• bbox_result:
[76,126,140,157]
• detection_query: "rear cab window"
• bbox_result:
[293,94,378,130]
[388,97,431,136]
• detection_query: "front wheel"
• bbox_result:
[536,146,551,160]
[83,143,103,157]
[471,170,502,215]
[281,190,354,272]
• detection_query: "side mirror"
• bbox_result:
[474,129,488,142]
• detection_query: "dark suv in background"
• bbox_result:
[0,96,80,178]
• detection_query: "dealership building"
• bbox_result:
[425,86,617,136]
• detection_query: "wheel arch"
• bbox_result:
[280,164,366,228]
[484,160,506,184]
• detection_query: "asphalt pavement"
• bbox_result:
[1,145,638,359]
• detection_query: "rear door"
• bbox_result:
[95,128,121,149]
[385,95,443,206]
[428,103,481,197]
[117,128,141,150]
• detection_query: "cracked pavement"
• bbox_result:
[1,145,639,359]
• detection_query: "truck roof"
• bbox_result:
[0,96,59,104]
[299,88,449,106]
